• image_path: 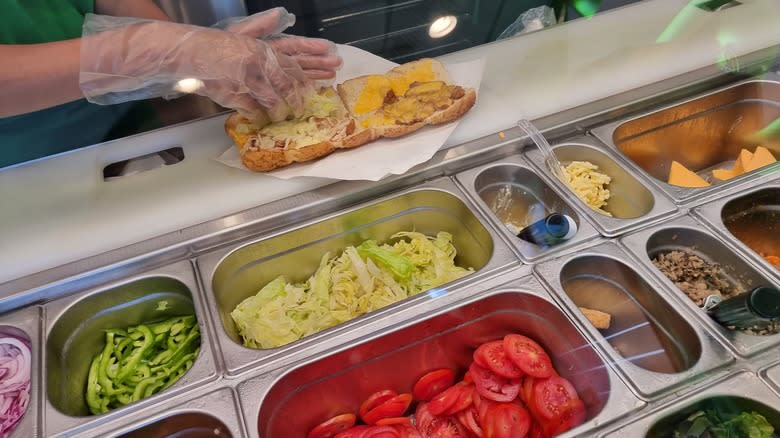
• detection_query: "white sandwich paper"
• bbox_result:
[216,44,484,181]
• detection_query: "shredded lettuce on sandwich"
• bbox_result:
[230,231,472,349]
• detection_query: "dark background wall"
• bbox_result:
[246,0,552,62]
[156,0,644,63]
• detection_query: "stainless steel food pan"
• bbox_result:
[42,260,218,437]
[694,182,780,280]
[534,241,734,398]
[524,136,678,237]
[74,388,243,438]
[621,215,780,358]
[197,177,518,375]
[454,155,600,262]
[0,306,40,438]
[602,372,780,437]
[762,361,780,395]
[591,76,780,204]
[236,273,643,438]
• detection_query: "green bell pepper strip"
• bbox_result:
[147,318,176,335]
[170,320,186,336]
[84,315,201,414]
[161,355,196,391]
[115,324,154,383]
[143,378,166,399]
[126,364,151,384]
[105,328,128,338]
[104,354,119,379]
[131,376,163,402]
[148,315,195,335]
[162,350,198,378]
[86,353,108,415]
[167,332,184,350]
[149,349,173,366]
[97,331,119,396]
[113,335,135,362]
[162,328,200,368]
[115,391,132,406]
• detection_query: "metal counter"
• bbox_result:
[4,60,780,437]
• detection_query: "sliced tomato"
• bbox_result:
[361,390,399,421]
[394,424,422,438]
[503,335,554,379]
[335,425,372,438]
[520,376,535,407]
[456,405,484,437]
[413,368,456,401]
[376,417,413,427]
[309,413,358,438]
[428,415,470,438]
[469,362,521,403]
[471,389,486,424]
[532,376,580,422]
[474,393,500,426]
[527,421,547,438]
[483,403,531,438]
[543,398,586,437]
[362,425,402,438]
[363,393,414,425]
[427,384,460,416]
[472,389,483,413]
[448,382,474,415]
[474,340,524,379]
[415,402,436,434]
[429,382,473,416]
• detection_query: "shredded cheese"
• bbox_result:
[563,161,612,216]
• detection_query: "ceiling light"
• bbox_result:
[429,15,457,39]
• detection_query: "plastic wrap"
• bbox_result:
[497,6,557,40]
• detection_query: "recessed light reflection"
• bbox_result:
[426,288,446,298]
[429,15,457,39]
[174,77,204,93]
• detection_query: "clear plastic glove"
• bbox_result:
[80,13,315,121]
[217,8,343,80]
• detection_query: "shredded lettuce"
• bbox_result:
[357,240,416,281]
[230,231,473,349]
[673,408,775,438]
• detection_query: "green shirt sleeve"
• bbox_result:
[0,0,94,44]
[0,0,162,169]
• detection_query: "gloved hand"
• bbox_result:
[80,11,324,121]
[218,8,342,80]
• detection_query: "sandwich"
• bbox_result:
[224,58,476,172]
[224,87,372,172]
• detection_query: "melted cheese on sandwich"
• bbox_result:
[388,59,436,96]
[259,119,329,148]
[240,90,348,151]
[354,76,393,114]
[353,59,436,115]
[359,81,464,128]
[301,92,341,118]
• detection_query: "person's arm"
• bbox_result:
[0,40,83,117]
[0,1,170,117]
[94,0,171,21]
[1,8,339,120]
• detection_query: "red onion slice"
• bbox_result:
[0,336,31,438]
